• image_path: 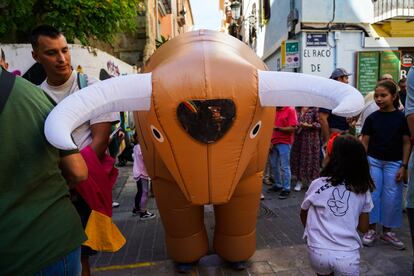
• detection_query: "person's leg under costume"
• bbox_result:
[213,172,262,262]
[153,178,208,263]
[153,173,261,264]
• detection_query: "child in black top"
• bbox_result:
[361,80,410,249]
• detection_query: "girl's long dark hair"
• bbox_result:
[376,80,400,109]
[321,135,375,194]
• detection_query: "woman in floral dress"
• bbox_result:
[291,107,321,191]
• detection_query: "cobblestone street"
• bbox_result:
[91,165,413,275]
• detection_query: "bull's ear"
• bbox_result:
[45,73,152,150]
[258,70,364,117]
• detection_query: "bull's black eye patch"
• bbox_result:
[177,99,236,144]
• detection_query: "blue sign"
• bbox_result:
[306,33,328,47]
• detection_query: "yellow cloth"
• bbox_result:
[83,210,126,252]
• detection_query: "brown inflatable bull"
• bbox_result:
[44,30,364,270]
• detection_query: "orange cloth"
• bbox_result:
[83,210,126,252]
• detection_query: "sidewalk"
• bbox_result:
[91,165,413,275]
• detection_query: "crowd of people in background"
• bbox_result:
[264,66,414,275]
[265,67,357,199]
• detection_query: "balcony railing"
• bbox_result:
[373,0,414,21]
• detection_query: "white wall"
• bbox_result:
[255,0,394,89]
[0,44,136,78]
[256,0,375,72]
[256,0,290,60]
[300,0,373,24]
[264,50,280,71]
[300,31,397,86]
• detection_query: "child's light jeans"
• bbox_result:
[368,156,403,228]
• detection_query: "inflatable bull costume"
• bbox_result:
[45,30,363,268]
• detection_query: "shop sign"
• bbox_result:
[379,51,400,82]
[283,40,300,69]
[401,52,414,78]
[356,52,380,95]
[356,51,400,94]
[401,54,413,67]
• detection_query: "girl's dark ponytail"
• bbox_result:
[321,135,375,194]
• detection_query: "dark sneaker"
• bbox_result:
[267,186,282,193]
[278,190,290,199]
[132,208,140,216]
[140,210,156,221]
[175,262,193,273]
[229,261,248,270]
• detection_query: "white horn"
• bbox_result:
[258,70,364,117]
[45,73,152,150]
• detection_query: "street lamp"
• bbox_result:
[230,0,241,21]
